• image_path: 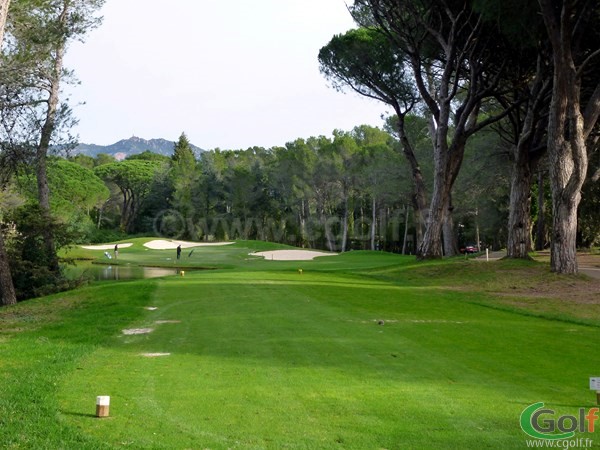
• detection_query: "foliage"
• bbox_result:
[579,178,600,247]
[94,159,166,233]
[19,157,109,220]
[319,27,417,110]
[127,150,170,162]
[3,203,80,300]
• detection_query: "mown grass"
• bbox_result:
[2,239,599,449]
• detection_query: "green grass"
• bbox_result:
[2,239,600,449]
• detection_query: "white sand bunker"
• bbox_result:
[143,239,234,250]
[140,353,171,358]
[122,328,154,335]
[249,250,338,261]
[81,243,133,250]
[145,307,158,311]
[155,320,181,324]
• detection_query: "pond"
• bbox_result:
[65,261,180,281]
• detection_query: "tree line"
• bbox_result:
[66,127,508,254]
[1,0,599,306]
[319,0,600,274]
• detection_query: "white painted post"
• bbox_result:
[590,378,600,405]
[96,396,110,418]
[486,248,489,262]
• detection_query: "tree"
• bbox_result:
[18,157,109,237]
[269,139,318,247]
[319,27,428,248]
[351,0,512,259]
[94,160,164,233]
[0,0,16,306]
[0,225,15,306]
[170,132,197,238]
[352,126,407,251]
[538,0,600,274]
[503,59,550,259]
[473,0,550,260]
[4,0,105,273]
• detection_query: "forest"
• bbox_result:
[1,0,599,305]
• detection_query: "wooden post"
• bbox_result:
[590,378,600,403]
[96,396,110,418]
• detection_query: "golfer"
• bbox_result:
[176,244,181,260]
[114,244,119,259]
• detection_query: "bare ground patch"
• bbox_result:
[122,328,154,335]
[484,269,600,323]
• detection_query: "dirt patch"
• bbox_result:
[493,275,600,305]
[122,328,154,335]
[578,253,600,268]
[154,320,181,324]
[484,268,600,323]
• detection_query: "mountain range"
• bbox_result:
[74,136,204,160]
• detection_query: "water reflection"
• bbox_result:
[66,261,179,281]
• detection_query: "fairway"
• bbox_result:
[1,240,599,449]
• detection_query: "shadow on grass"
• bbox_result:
[61,410,97,419]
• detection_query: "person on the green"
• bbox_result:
[114,244,119,259]
[176,244,181,260]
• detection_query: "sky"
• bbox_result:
[63,0,390,150]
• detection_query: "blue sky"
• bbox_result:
[63,0,389,150]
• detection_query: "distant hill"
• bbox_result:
[74,136,204,160]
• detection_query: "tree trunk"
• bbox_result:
[396,114,427,248]
[0,0,16,306]
[418,185,445,259]
[535,169,546,251]
[442,195,458,256]
[36,4,69,274]
[506,57,548,258]
[402,204,410,255]
[417,135,452,259]
[341,195,349,252]
[0,0,11,48]
[507,146,533,258]
[416,89,462,260]
[539,0,594,274]
[0,228,16,306]
[370,196,376,251]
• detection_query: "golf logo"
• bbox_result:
[520,402,598,442]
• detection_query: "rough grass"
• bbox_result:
[2,240,599,449]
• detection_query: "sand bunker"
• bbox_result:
[143,239,234,250]
[81,243,133,250]
[140,353,171,357]
[249,250,338,261]
[155,320,181,324]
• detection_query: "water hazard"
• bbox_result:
[65,261,180,281]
